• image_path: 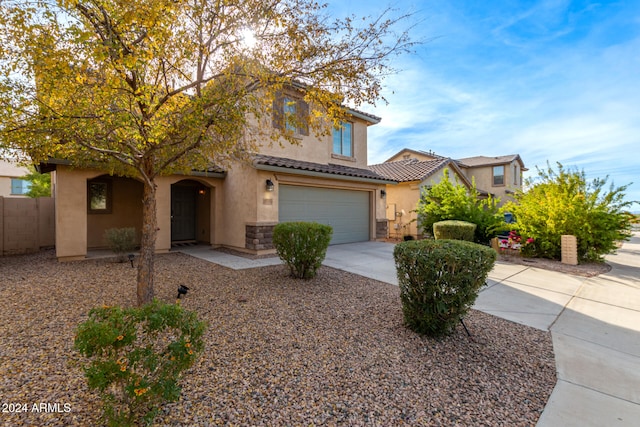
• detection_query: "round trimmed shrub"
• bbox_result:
[273,222,333,279]
[393,239,496,337]
[433,220,476,242]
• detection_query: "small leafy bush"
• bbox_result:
[273,222,333,279]
[433,220,476,241]
[416,169,503,244]
[104,227,137,262]
[394,239,496,337]
[75,300,207,427]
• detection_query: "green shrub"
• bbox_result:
[273,222,333,279]
[104,227,137,262]
[416,169,503,244]
[504,162,634,262]
[433,220,476,241]
[393,239,496,337]
[75,300,207,427]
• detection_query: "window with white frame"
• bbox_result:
[332,122,353,157]
[10,178,31,195]
[493,165,505,186]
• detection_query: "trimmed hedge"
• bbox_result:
[393,239,496,337]
[433,220,476,242]
[273,222,333,279]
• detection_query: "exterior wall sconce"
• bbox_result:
[198,188,206,195]
[380,189,386,198]
[265,179,275,192]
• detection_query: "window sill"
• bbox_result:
[331,153,356,162]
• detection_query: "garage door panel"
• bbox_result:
[279,185,369,244]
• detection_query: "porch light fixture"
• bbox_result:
[380,189,386,198]
[198,188,206,195]
[265,179,275,192]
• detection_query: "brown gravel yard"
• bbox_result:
[0,250,556,426]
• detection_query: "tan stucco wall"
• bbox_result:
[54,165,224,260]
[54,167,99,260]
[87,176,144,248]
[258,119,371,169]
[385,181,421,238]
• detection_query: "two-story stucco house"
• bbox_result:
[369,148,527,239]
[40,99,394,261]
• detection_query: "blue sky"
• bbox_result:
[327,0,640,207]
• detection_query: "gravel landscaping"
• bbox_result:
[0,250,556,426]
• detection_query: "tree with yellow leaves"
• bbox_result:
[0,0,415,305]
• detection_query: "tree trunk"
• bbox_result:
[137,179,157,306]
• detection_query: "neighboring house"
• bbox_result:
[0,160,31,198]
[369,148,527,239]
[456,154,527,203]
[40,99,394,261]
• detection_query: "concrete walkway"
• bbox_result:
[178,233,640,426]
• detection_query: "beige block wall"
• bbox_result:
[0,196,55,256]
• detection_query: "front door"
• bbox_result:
[171,185,196,241]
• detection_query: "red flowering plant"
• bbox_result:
[498,231,536,257]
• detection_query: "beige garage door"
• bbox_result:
[278,185,370,244]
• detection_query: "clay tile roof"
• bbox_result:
[253,154,394,182]
[457,154,525,168]
[368,158,454,182]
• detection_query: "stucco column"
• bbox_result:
[55,167,89,260]
[155,177,171,253]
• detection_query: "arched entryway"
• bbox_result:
[171,180,211,245]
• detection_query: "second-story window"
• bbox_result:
[272,92,309,136]
[493,165,505,186]
[332,122,352,157]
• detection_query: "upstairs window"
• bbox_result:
[11,178,31,195]
[493,165,505,186]
[332,122,352,157]
[272,92,309,136]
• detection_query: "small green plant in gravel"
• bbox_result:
[394,239,496,337]
[273,221,333,279]
[74,300,206,427]
[104,227,137,262]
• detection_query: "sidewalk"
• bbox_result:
[477,234,640,426]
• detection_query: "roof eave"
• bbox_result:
[255,163,397,185]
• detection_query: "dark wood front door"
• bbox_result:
[171,185,196,241]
